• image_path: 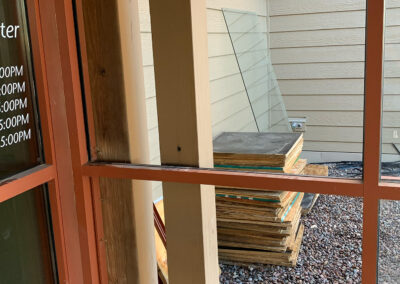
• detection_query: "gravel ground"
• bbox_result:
[219,162,400,283]
[378,200,400,284]
[219,194,363,283]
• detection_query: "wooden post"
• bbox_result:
[78,0,157,282]
[117,0,158,283]
[149,0,219,283]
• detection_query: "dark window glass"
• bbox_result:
[0,186,58,283]
[0,0,42,181]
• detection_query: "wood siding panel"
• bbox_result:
[270,10,366,32]
[268,0,400,155]
[269,0,399,16]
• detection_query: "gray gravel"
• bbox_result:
[219,162,400,283]
[378,199,400,284]
[220,194,363,283]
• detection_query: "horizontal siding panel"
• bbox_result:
[303,141,363,153]
[239,120,259,132]
[387,8,400,26]
[279,78,400,95]
[211,91,251,125]
[284,95,363,111]
[207,0,267,15]
[209,55,271,82]
[148,127,161,162]
[208,55,239,81]
[279,79,364,95]
[229,32,268,53]
[207,9,267,33]
[270,28,365,48]
[270,44,400,64]
[271,45,364,64]
[146,97,158,130]
[285,95,400,111]
[208,33,268,58]
[208,33,233,57]
[384,61,400,77]
[385,44,400,61]
[384,26,400,44]
[141,33,153,66]
[270,27,400,48]
[303,141,399,154]
[269,0,399,16]
[138,0,151,32]
[255,112,269,131]
[384,95,400,111]
[383,111,400,127]
[210,73,245,103]
[251,94,268,117]
[270,10,365,33]
[269,0,366,16]
[274,62,364,79]
[286,112,400,143]
[287,111,363,127]
[304,126,363,143]
[212,107,257,137]
[383,128,400,144]
[143,66,156,99]
[383,145,400,155]
[270,9,399,33]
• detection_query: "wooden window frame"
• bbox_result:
[72,0,393,283]
[0,0,96,283]
[0,0,394,283]
[74,0,391,282]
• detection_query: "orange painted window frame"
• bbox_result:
[0,0,396,283]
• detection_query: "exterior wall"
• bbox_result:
[267,0,400,159]
[138,0,269,200]
[139,0,400,201]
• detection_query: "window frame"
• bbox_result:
[74,0,390,282]
[2,0,393,283]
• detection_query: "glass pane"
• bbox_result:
[212,2,366,179]
[381,3,400,180]
[0,186,57,283]
[78,0,366,215]
[378,199,400,283]
[97,179,363,283]
[0,0,42,181]
[222,9,291,132]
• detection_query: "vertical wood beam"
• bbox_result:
[117,0,158,283]
[149,0,219,283]
[77,0,157,282]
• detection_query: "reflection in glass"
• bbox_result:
[214,3,366,179]
[222,8,291,132]
[0,186,57,283]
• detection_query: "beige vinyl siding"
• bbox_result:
[268,0,400,155]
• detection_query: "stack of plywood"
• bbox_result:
[213,132,306,267]
[213,132,304,173]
